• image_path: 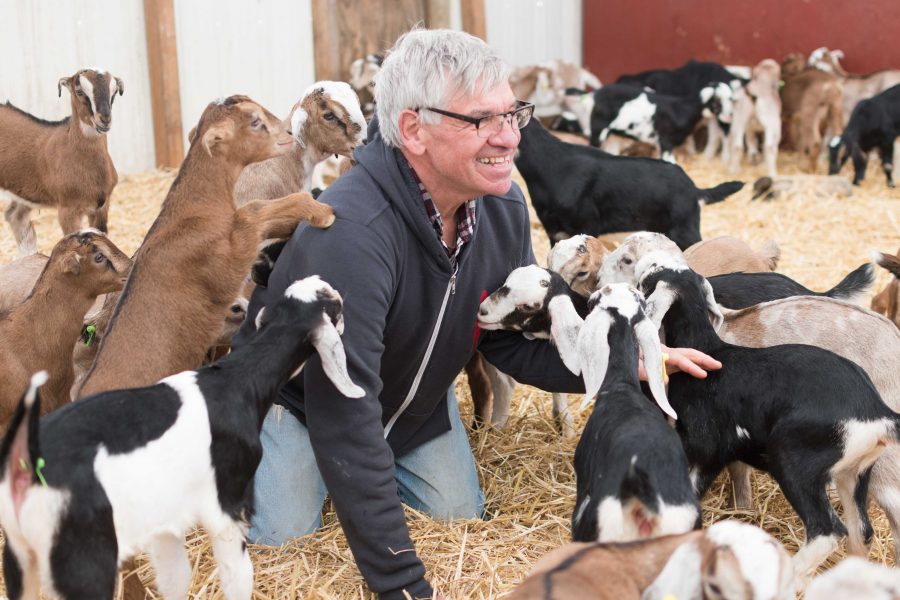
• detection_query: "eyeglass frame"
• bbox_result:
[418,100,535,136]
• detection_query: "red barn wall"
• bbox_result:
[583,0,900,82]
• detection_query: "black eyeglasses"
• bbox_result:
[420,100,535,138]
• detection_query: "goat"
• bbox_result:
[509,520,793,600]
[1,68,123,256]
[560,284,698,543]
[805,556,900,600]
[779,56,844,172]
[349,53,383,115]
[0,230,130,426]
[589,82,735,163]
[872,248,899,328]
[550,233,779,297]
[510,60,602,119]
[615,59,745,160]
[77,95,336,398]
[808,47,900,124]
[828,83,900,187]
[728,59,783,177]
[596,233,873,309]
[516,119,743,250]
[0,276,363,600]
[635,250,900,586]
[750,174,854,200]
[234,81,367,205]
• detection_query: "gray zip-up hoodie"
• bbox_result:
[235,121,581,599]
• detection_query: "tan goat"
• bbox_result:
[509,521,793,599]
[808,47,900,123]
[750,174,853,201]
[0,230,130,425]
[234,81,366,205]
[780,54,844,172]
[872,247,899,328]
[729,59,783,177]
[683,235,780,277]
[77,95,335,398]
[0,68,123,256]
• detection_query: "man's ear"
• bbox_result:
[202,122,234,156]
[398,109,426,155]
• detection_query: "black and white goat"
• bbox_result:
[515,119,743,250]
[588,82,735,163]
[559,284,699,543]
[0,276,363,600]
[634,251,900,587]
[828,83,900,187]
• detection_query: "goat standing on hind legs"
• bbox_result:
[72,95,335,600]
[0,68,123,256]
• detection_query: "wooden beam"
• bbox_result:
[460,0,486,40]
[143,0,183,169]
[425,0,451,29]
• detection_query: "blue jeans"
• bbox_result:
[249,387,485,545]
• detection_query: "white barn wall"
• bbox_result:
[0,1,156,173]
[174,0,316,149]
[485,0,582,67]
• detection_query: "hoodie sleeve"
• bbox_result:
[250,218,434,600]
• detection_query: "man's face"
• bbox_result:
[418,82,521,201]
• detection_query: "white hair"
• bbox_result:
[374,27,511,148]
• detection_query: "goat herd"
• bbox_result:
[0,45,897,599]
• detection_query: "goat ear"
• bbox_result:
[58,77,71,98]
[575,309,610,411]
[643,281,678,330]
[701,279,725,331]
[2,372,47,520]
[187,126,198,145]
[202,122,234,156]
[641,540,703,600]
[830,49,844,60]
[635,316,678,420]
[548,295,584,376]
[704,546,748,599]
[114,77,125,96]
[63,253,83,276]
[311,314,364,398]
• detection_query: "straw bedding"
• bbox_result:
[0,149,897,598]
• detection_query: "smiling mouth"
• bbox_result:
[476,156,511,165]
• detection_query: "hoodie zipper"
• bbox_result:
[384,261,459,438]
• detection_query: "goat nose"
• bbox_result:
[478,307,488,316]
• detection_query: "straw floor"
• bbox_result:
[0,149,897,598]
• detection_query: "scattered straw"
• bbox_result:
[0,150,896,598]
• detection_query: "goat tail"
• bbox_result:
[699,180,744,205]
[620,459,660,539]
[825,263,875,303]
[0,372,47,519]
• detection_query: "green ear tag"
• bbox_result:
[35,457,48,488]
[84,324,97,346]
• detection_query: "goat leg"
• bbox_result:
[4,201,37,257]
[57,204,86,236]
[465,353,493,428]
[237,192,335,242]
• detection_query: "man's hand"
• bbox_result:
[638,345,722,381]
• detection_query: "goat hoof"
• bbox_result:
[313,213,336,228]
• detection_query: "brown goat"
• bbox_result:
[0,68,123,256]
[872,248,900,328]
[780,56,844,172]
[0,230,130,426]
[234,82,366,205]
[77,95,335,398]
[683,236,780,277]
[808,47,900,123]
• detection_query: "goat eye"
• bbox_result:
[76,90,85,97]
[577,245,586,255]
[539,280,550,288]
[251,118,262,128]
[622,256,633,265]
[94,253,105,264]
[575,271,588,280]
[323,112,336,121]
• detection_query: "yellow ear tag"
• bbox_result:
[662,353,669,384]
[663,595,678,600]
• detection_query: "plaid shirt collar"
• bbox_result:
[403,157,477,264]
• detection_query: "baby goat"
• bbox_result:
[636,251,900,586]
[0,276,363,600]
[560,284,698,543]
[1,68,123,256]
[509,520,793,600]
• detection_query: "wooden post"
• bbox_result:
[460,0,486,40]
[425,0,451,29]
[144,0,184,169]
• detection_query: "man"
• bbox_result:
[236,28,720,599]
